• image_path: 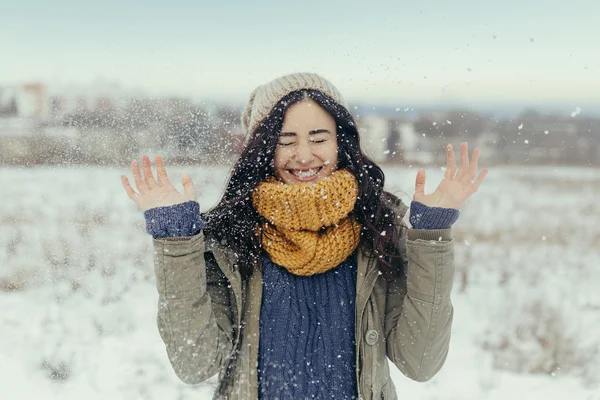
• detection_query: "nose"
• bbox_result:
[293,141,315,164]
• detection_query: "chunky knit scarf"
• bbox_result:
[252,169,361,276]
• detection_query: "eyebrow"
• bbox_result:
[279,129,332,137]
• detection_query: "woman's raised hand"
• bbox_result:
[413,142,488,209]
[121,154,196,212]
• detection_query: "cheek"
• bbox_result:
[321,143,339,165]
[273,148,289,169]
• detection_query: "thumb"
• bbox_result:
[182,172,197,201]
[415,168,426,196]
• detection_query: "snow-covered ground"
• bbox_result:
[1,164,599,400]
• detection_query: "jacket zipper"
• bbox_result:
[357,266,382,399]
[213,250,245,396]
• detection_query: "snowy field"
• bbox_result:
[1,164,599,400]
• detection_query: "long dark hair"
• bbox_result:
[202,89,405,280]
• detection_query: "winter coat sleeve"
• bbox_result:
[409,201,460,230]
[384,208,455,382]
[152,229,235,384]
[144,200,204,239]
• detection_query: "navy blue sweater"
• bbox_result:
[144,200,458,399]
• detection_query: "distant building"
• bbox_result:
[358,115,391,163]
[0,83,49,118]
[396,122,437,165]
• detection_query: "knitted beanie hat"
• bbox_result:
[241,72,349,137]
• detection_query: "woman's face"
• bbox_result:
[273,99,338,184]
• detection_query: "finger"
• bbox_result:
[444,144,456,180]
[182,172,197,201]
[131,160,149,194]
[142,154,159,189]
[155,154,171,187]
[414,168,426,196]
[455,142,470,181]
[121,175,139,200]
[460,147,481,184]
[470,148,480,172]
[466,148,481,182]
[468,168,489,194]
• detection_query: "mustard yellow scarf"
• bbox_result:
[252,169,361,276]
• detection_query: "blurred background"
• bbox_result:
[1,0,599,399]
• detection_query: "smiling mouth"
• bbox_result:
[287,167,323,179]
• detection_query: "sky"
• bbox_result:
[2,0,599,108]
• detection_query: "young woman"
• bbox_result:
[121,72,488,400]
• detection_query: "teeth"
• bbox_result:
[293,168,319,179]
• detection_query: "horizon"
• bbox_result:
[3,0,599,110]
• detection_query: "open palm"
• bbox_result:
[120,154,196,212]
[413,142,488,209]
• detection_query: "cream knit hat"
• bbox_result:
[241,72,349,137]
